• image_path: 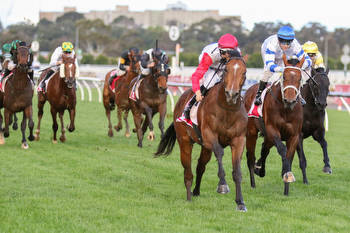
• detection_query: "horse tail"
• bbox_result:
[154,123,176,156]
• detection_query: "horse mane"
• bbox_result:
[228,49,242,58]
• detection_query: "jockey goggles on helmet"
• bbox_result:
[278,37,293,45]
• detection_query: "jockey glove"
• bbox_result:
[274,66,284,73]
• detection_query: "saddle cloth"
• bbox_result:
[248,87,269,118]
[109,74,123,93]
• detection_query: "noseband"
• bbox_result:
[280,66,302,101]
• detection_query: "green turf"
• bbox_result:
[0,91,349,233]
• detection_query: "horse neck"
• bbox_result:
[12,68,29,88]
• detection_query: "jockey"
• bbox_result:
[254,26,312,105]
[108,47,139,85]
[40,41,79,91]
[302,41,326,72]
[129,47,168,99]
[0,43,13,81]
[177,33,241,126]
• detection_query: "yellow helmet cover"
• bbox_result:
[303,41,318,54]
[62,42,74,52]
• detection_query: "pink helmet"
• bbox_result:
[218,33,238,49]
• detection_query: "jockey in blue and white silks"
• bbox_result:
[254,26,312,105]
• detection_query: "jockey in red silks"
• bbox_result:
[177,33,241,127]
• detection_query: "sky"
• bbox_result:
[1,0,349,32]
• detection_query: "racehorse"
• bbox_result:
[102,50,140,137]
[296,68,331,184]
[155,54,248,211]
[244,54,304,195]
[35,54,77,143]
[0,43,34,148]
[129,59,170,148]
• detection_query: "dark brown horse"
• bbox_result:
[35,54,77,143]
[296,68,331,184]
[155,55,248,211]
[102,50,140,137]
[0,43,34,148]
[244,54,304,195]
[129,61,170,147]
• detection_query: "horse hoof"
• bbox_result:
[254,166,265,177]
[68,127,75,132]
[114,125,122,132]
[12,123,18,130]
[192,189,200,196]
[323,166,332,174]
[217,184,230,194]
[132,128,137,133]
[35,135,40,141]
[0,134,5,145]
[147,131,155,141]
[52,140,58,144]
[60,136,66,143]
[137,142,142,148]
[125,132,131,138]
[108,130,113,137]
[236,204,247,212]
[28,135,35,141]
[283,172,296,183]
[4,132,9,138]
[21,143,29,149]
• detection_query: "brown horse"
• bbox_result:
[0,43,34,148]
[129,61,170,147]
[155,55,248,211]
[35,54,77,143]
[244,54,304,195]
[102,50,140,137]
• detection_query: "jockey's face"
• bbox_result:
[219,49,231,61]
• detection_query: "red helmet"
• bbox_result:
[218,33,238,49]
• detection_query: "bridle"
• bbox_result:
[280,66,302,101]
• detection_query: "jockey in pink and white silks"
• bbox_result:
[254,26,312,106]
[177,33,241,127]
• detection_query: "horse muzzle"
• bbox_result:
[283,98,297,110]
[158,86,167,94]
[225,89,240,104]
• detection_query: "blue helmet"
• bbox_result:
[277,26,295,40]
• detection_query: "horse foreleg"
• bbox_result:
[35,95,46,140]
[3,108,11,138]
[20,111,29,149]
[255,141,272,178]
[132,109,144,147]
[212,141,229,194]
[296,135,308,184]
[50,107,58,143]
[115,108,123,132]
[58,111,66,143]
[25,106,35,141]
[158,102,166,138]
[283,135,299,195]
[105,107,113,137]
[313,130,332,174]
[123,110,131,138]
[231,135,247,212]
[193,147,212,196]
[144,106,154,141]
[68,108,75,132]
[12,113,18,130]
[0,111,4,145]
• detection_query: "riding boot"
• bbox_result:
[41,69,54,91]
[1,69,11,82]
[28,69,34,85]
[184,95,197,120]
[254,81,267,105]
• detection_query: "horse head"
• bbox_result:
[308,68,330,110]
[62,54,76,89]
[222,53,247,104]
[16,42,31,72]
[281,54,304,109]
[128,49,142,74]
[152,61,170,94]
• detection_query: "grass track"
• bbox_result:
[0,92,349,232]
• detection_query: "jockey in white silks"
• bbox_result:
[177,33,241,127]
[40,41,79,91]
[254,26,312,106]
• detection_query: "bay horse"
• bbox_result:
[102,50,140,137]
[129,60,170,148]
[155,54,248,212]
[296,68,331,184]
[35,54,77,143]
[244,54,304,195]
[0,43,34,149]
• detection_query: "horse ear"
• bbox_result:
[74,54,76,60]
[16,42,20,49]
[28,43,32,49]
[326,67,329,75]
[297,55,305,68]
[243,54,249,63]
[282,54,288,66]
